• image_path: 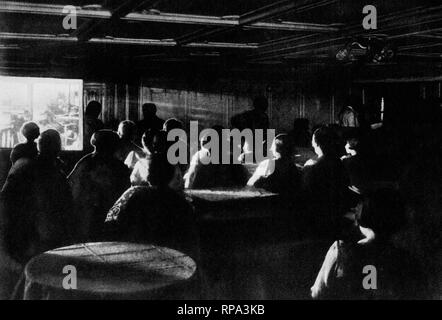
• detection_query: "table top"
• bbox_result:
[185,187,278,202]
[24,242,197,295]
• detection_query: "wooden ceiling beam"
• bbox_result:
[238,0,338,26]
[250,5,442,62]
[72,0,158,41]
[0,32,257,49]
[175,0,339,45]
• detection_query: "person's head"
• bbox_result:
[117,120,137,141]
[253,96,268,112]
[38,129,61,159]
[343,95,358,108]
[142,103,157,118]
[360,188,405,242]
[142,129,167,155]
[85,101,102,119]
[21,121,40,142]
[90,129,120,155]
[312,126,338,157]
[271,134,294,159]
[345,137,360,156]
[200,125,224,152]
[163,118,183,132]
[147,153,176,188]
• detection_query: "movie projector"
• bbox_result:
[336,35,396,64]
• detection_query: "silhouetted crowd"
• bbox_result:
[1,96,441,300]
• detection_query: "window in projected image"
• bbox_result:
[0,76,83,150]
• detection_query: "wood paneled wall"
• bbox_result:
[84,78,344,134]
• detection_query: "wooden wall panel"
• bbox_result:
[84,79,345,134]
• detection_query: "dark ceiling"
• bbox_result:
[0,0,441,76]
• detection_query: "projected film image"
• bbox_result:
[0,76,83,150]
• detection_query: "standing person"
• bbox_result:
[84,101,104,154]
[68,130,130,241]
[10,121,40,164]
[231,96,270,131]
[339,97,360,128]
[137,103,164,142]
[231,96,270,162]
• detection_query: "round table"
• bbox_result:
[23,242,197,300]
[185,187,279,220]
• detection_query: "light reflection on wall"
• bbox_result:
[0,76,83,150]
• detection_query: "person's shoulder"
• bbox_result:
[68,153,94,175]
[10,157,36,171]
[193,149,210,163]
[258,158,272,167]
[11,142,27,150]
[134,157,149,169]
[105,186,148,222]
[304,158,318,168]
[75,153,94,167]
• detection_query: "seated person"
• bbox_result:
[184,126,248,189]
[104,153,198,258]
[163,118,190,173]
[68,130,130,241]
[114,120,144,169]
[341,135,372,192]
[237,136,255,164]
[247,134,301,195]
[10,121,40,164]
[131,129,183,190]
[1,129,73,267]
[311,188,425,299]
[303,126,350,238]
